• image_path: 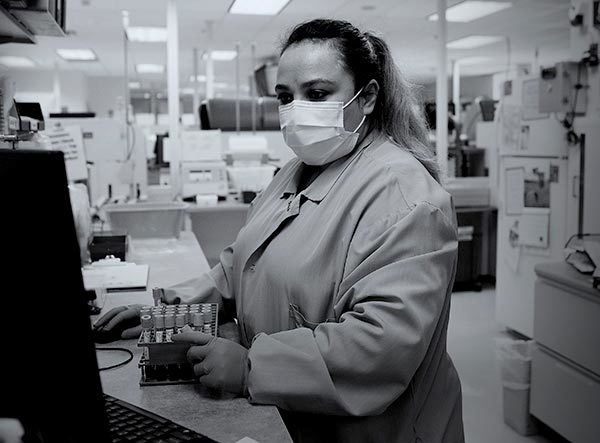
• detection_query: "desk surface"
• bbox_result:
[97,232,290,443]
[535,261,599,298]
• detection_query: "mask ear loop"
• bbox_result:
[352,115,367,134]
[342,87,365,109]
[343,87,367,133]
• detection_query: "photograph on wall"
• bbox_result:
[523,165,550,208]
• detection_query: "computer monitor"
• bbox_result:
[0,149,111,442]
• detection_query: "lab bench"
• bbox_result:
[96,232,291,443]
[531,262,600,443]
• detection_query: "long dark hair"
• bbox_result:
[281,19,440,182]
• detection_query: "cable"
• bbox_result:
[96,347,134,371]
[560,60,584,144]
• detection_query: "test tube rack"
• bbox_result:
[137,303,219,386]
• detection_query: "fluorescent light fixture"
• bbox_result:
[229,0,291,15]
[189,74,207,82]
[126,26,167,42]
[447,35,504,49]
[136,63,164,74]
[0,56,35,68]
[180,88,196,94]
[202,50,237,61]
[56,49,97,61]
[128,81,141,89]
[428,1,512,22]
[458,56,493,65]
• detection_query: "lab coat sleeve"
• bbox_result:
[162,193,267,305]
[246,201,458,416]
[162,244,236,305]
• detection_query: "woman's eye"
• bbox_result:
[277,94,293,105]
[307,90,328,101]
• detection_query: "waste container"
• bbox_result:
[496,338,538,436]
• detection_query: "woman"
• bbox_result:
[96,19,464,442]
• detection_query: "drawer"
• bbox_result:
[530,346,600,443]
[534,280,600,374]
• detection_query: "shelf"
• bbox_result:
[0,3,36,44]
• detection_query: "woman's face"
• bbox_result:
[276,40,365,132]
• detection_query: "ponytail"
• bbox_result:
[364,33,440,182]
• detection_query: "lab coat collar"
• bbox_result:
[280,131,385,203]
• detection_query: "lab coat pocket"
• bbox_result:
[288,303,334,331]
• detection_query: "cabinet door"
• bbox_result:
[531,346,600,443]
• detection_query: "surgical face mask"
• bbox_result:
[278,88,366,166]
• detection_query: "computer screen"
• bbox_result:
[0,149,110,442]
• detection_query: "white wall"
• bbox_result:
[419,74,494,103]
[87,76,125,117]
[7,69,88,114]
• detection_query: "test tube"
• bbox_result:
[164,314,175,342]
[140,307,152,318]
[202,307,212,325]
[175,314,186,333]
[141,315,153,343]
[192,312,204,331]
[154,314,165,343]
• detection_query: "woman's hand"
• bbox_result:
[92,304,144,340]
[172,328,249,396]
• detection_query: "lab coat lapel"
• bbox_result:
[237,162,303,276]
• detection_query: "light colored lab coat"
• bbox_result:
[169,134,464,442]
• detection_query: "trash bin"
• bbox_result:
[496,338,538,436]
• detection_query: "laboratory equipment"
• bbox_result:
[46,117,148,204]
[181,161,228,198]
[0,100,44,148]
[178,129,228,199]
[89,230,128,262]
[539,61,587,114]
[137,303,219,386]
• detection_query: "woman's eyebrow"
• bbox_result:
[301,79,335,88]
[275,84,289,92]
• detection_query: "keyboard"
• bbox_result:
[104,394,217,442]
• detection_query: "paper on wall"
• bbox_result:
[519,209,550,248]
[521,79,549,121]
[505,167,524,215]
[500,104,521,152]
[46,125,88,181]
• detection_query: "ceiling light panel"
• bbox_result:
[447,35,504,49]
[203,51,237,61]
[457,56,493,65]
[229,0,291,15]
[136,64,164,74]
[189,75,207,82]
[56,49,97,61]
[429,1,512,22]
[0,56,35,68]
[126,27,167,43]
